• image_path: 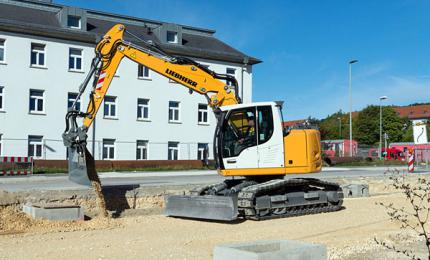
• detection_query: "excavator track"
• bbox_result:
[237,178,343,220]
[167,177,344,221]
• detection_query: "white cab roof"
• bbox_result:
[220,101,278,112]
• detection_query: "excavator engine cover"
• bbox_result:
[165,195,238,221]
[68,146,92,186]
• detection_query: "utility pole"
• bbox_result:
[379,96,388,160]
[348,60,358,156]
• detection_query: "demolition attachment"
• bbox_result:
[62,113,92,186]
[62,56,101,186]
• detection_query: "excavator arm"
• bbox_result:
[83,24,240,128]
[62,24,241,185]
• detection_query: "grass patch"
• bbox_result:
[33,165,215,174]
[108,165,215,172]
[333,160,406,167]
[33,167,68,174]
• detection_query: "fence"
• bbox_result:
[0,156,33,175]
[322,141,375,158]
[0,138,213,161]
[414,148,430,169]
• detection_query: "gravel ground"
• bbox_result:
[0,176,429,260]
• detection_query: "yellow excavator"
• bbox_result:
[63,24,343,221]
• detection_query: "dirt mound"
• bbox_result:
[0,190,20,206]
[0,206,32,234]
[0,206,121,235]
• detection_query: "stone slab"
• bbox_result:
[23,204,84,221]
[213,240,327,260]
[342,183,369,198]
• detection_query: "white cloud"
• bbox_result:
[354,62,392,79]
[334,74,430,116]
[284,73,430,121]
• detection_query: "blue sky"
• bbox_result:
[56,0,430,120]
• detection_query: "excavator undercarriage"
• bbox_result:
[166,177,343,221]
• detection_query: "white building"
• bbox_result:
[0,0,260,160]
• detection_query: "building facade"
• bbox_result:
[0,0,260,160]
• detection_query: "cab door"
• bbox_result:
[221,107,259,169]
[256,105,284,168]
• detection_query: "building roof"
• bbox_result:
[393,104,430,120]
[282,119,306,128]
[0,0,261,65]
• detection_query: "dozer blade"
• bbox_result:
[68,146,93,186]
[165,195,238,221]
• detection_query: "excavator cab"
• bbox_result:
[215,102,286,174]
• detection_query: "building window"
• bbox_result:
[168,142,179,160]
[104,96,117,118]
[31,43,45,67]
[0,86,3,110]
[197,143,209,160]
[138,65,150,79]
[226,68,236,75]
[137,98,150,120]
[167,31,178,43]
[67,15,81,29]
[28,135,43,158]
[67,92,80,111]
[198,104,209,125]
[168,101,180,123]
[226,68,236,86]
[102,139,115,159]
[0,39,5,62]
[29,89,44,113]
[136,140,148,160]
[69,48,82,71]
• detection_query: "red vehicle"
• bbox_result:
[322,139,358,158]
[389,142,430,163]
[368,147,405,161]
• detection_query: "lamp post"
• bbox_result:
[379,95,388,160]
[349,60,358,156]
[337,117,342,139]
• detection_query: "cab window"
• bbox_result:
[257,106,273,145]
[222,107,256,158]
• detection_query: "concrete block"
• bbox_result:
[213,240,327,260]
[23,204,84,221]
[342,183,369,198]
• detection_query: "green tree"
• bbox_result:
[355,105,408,145]
[305,116,320,127]
[318,110,353,140]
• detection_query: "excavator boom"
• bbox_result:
[82,24,241,129]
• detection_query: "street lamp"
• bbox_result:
[349,59,358,157]
[379,95,388,160]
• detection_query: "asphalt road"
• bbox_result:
[0,166,427,192]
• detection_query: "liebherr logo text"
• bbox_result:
[166,69,198,87]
